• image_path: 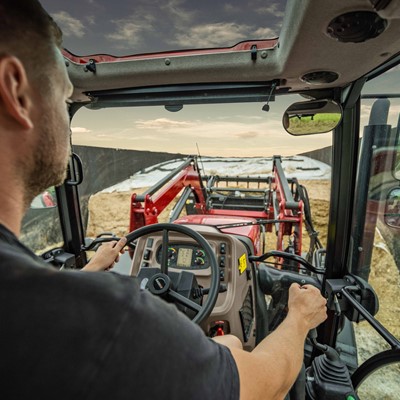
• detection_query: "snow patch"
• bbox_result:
[101,156,331,193]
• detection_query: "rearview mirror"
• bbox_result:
[283,99,342,135]
[30,188,57,209]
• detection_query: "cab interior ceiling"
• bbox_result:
[66,0,400,104]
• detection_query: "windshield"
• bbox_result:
[71,93,333,252]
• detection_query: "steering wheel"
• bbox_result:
[125,223,219,324]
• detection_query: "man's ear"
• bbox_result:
[0,56,34,129]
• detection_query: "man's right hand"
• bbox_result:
[228,282,327,399]
[287,283,327,333]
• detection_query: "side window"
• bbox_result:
[20,187,64,254]
[395,150,400,180]
[352,65,400,388]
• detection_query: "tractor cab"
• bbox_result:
[24,0,400,398]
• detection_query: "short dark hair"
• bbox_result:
[0,0,63,85]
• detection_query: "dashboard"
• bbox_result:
[129,224,257,350]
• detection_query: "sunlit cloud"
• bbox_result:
[86,15,96,25]
[135,118,196,129]
[106,14,154,47]
[72,103,333,157]
[360,103,400,127]
[231,115,265,121]
[256,3,285,18]
[360,104,372,123]
[223,4,241,13]
[235,131,259,139]
[71,126,92,133]
[173,22,251,48]
[52,11,85,38]
[254,27,278,38]
[161,0,195,24]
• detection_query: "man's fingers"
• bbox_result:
[112,237,127,252]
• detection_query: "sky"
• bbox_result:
[39,0,400,157]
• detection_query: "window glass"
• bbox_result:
[20,187,64,254]
[71,96,333,258]
[352,65,400,372]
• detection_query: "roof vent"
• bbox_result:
[327,11,387,43]
[301,71,339,85]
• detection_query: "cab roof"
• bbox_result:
[65,0,400,104]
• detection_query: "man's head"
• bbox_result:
[0,0,72,207]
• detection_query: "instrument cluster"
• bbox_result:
[155,243,209,270]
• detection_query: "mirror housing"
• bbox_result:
[283,99,342,135]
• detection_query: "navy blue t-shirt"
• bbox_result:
[0,224,239,399]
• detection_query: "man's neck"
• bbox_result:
[0,181,27,238]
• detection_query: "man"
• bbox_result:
[0,1,327,399]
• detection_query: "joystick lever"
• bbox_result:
[305,329,359,400]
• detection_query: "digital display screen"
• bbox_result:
[177,248,193,268]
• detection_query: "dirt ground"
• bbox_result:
[87,179,400,369]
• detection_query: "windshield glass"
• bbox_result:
[71,94,333,253]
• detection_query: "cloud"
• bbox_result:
[254,27,278,38]
[256,2,285,18]
[360,104,372,119]
[161,0,195,24]
[223,4,241,13]
[173,22,251,48]
[71,127,92,133]
[52,11,85,38]
[172,21,279,48]
[359,102,400,130]
[135,118,195,130]
[86,15,96,25]
[235,131,259,139]
[106,13,155,47]
[72,115,333,157]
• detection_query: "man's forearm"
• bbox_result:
[252,312,309,395]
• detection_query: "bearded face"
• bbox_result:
[23,51,72,207]
[25,111,70,203]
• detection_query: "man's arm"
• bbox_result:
[218,283,327,400]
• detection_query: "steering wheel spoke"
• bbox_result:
[160,229,169,274]
[168,289,202,313]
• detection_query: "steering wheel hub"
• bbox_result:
[147,273,171,295]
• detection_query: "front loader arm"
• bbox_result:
[129,156,206,231]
